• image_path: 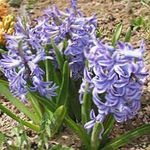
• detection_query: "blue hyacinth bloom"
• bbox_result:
[0,17,58,101]
[80,40,148,137]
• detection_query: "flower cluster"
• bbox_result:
[0,17,58,102]
[0,15,15,46]
[0,0,97,100]
[80,40,147,131]
[0,0,9,19]
[33,3,97,78]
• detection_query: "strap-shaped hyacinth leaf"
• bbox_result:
[112,23,123,47]
[51,144,74,150]
[62,39,68,52]
[34,95,90,150]
[49,105,66,137]
[101,123,150,150]
[0,103,40,132]
[124,27,132,42]
[0,49,7,54]
[0,132,5,148]
[57,61,69,106]
[35,93,90,149]
[40,106,66,137]
[103,115,115,139]
[51,38,64,72]
[27,93,42,122]
[45,59,54,82]
[30,93,56,112]
[68,80,81,121]
[40,109,53,138]
[44,44,60,84]
[81,83,92,124]
[90,122,103,150]
[0,80,40,124]
[44,44,61,86]
[45,44,51,82]
[65,117,90,149]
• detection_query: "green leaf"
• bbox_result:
[131,16,144,28]
[124,27,132,42]
[103,115,115,139]
[90,122,103,150]
[101,123,150,150]
[44,44,55,82]
[51,38,64,71]
[0,79,8,85]
[0,103,40,132]
[0,49,7,54]
[96,28,103,38]
[62,39,68,52]
[32,94,56,112]
[27,93,42,123]
[32,93,90,149]
[44,44,61,85]
[34,94,90,149]
[141,0,150,7]
[0,132,5,147]
[40,109,53,137]
[51,144,74,150]
[57,61,69,106]
[68,80,81,121]
[0,81,39,124]
[81,83,92,124]
[34,94,90,148]
[65,117,90,149]
[45,58,51,82]
[45,58,60,84]
[49,105,66,137]
[7,145,19,150]
[112,23,123,47]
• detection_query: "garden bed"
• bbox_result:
[0,0,150,149]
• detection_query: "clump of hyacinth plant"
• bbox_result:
[0,0,150,150]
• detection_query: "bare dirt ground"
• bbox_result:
[0,0,150,150]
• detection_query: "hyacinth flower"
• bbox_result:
[71,0,77,10]
[0,15,15,46]
[0,0,9,19]
[32,2,97,79]
[80,40,148,137]
[0,17,58,102]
